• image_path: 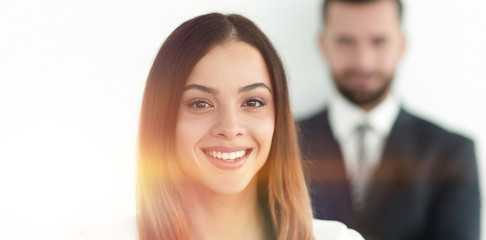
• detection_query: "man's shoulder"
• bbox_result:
[400,109,474,146]
[297,108,328,125]
[296,108,334,147]
[312,219,364,240]
[296,108,330,135]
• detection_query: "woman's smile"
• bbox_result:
[202,146,251,161]
[201,146,253,170]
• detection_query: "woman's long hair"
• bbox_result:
[137,13,313,240]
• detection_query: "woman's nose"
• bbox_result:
[211,106,245,140]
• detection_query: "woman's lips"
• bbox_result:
[206,149,247,161]
[201,147,252,170]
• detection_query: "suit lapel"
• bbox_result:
[357,109,416,222]
[301,110,355,225]
[302,108,417,227]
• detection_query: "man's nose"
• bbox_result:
[354,44,376,71]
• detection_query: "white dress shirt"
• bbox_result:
[328,92,400,184]
[75,217,364,240]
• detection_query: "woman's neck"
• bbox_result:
[187,178,271,240]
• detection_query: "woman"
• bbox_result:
[77,13,363,240]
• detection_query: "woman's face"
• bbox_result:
[175,41,275,196]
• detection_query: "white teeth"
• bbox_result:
[207,150,247,161]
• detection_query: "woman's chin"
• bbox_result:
[202,176,258,197]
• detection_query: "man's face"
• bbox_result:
[320,0,405,109]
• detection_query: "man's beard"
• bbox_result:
[332,69,393,107]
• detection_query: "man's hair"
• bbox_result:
[322,0,403,23]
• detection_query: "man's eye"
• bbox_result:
[373,37,386,47]
[242,98,266,108]
[187,99,213,111]
[337,37,353,46]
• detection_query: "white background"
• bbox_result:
[1,0,485,239]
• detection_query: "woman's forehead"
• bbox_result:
[185,41,272,90]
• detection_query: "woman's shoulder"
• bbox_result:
[74,217,138,240]
[312,219,364,240]
[75,217,362,240]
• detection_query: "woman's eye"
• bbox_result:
[187,99,213,112]
[242,98,266,108]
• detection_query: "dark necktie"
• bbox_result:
[351,123,371,211]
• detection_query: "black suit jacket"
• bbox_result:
[298,108,480,240]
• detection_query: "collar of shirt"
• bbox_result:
[328,91,400,142]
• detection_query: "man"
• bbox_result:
[298,0,480,239]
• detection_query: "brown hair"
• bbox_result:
[322,0,403,23]
[137,12,313,240]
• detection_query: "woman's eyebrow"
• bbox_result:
[183,82,271,94]
[183,84,218,94]
[239,83,272,93]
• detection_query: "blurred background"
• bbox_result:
[1,0,485,239]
